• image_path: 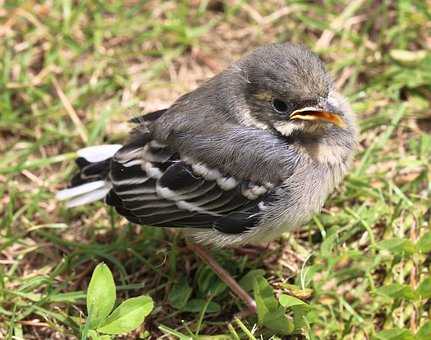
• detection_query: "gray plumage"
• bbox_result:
[57,43,358,247]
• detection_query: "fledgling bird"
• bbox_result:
[57,43,358,248]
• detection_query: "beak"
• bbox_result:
[290,105,346,128]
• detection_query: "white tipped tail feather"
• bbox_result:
[56,180,111,207]
[56,144,122,207]
[77,144,122,162]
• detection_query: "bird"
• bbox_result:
[57,43,358,312]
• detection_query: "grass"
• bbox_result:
[1,0,430,338]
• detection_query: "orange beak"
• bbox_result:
[290,107,346,128]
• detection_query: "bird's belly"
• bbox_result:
[255,161,347,243]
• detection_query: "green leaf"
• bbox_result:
[417,277,431,299]
[374,328,415,340]
[88,330,98,339]
[97,295,154,335]
[87,263,116,329]
[279,294,308,309]
[238,269,266,292]
[168,277,192,310]
[377,283,419,301]
[196,266,227,296]
[417,232,431,253]
[253,276,294,335]
[261,310,294,336]
[182,299,221,313]
[417,321,431,340]
[254,276,278,319]
[158,324,193,340]
[376,239,416,256]
[292,307,312,331]
[88,330,111,340]
[279,294,311,331]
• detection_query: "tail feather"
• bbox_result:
[64,185,112,208]
[77,144,122,162]
[57,144,122,207]
[56,180,106,200]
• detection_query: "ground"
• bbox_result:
[1,1,430,339]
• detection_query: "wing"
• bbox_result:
[105,133,273,235]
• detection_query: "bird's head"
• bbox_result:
[227,43,356,140]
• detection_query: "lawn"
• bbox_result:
[1,1,430,339]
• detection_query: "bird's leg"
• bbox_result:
[187,242,257,314]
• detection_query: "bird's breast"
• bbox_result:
[254,155,350,243]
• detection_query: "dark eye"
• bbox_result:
[272,98,289,114]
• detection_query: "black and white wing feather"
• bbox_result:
[105,134,272,234]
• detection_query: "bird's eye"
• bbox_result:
[272,99,289,114]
